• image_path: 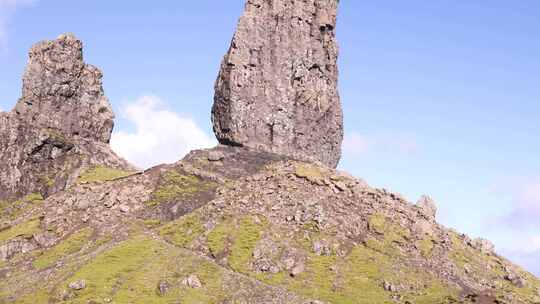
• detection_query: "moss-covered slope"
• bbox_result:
[0,146,538,304]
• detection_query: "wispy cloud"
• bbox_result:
[499,180,540,229]
[487,179,540,275]
[342,132,370,155]
[343,131,420,157]
[110,95,216,169]
[0,0,37,50]
[501,235,540,276]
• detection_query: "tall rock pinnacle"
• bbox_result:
[212,0,344,168]
[14,33,114,143]
[0,34,132,201]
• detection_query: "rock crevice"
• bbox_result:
[0,34,132,201]
[212,0,343,168]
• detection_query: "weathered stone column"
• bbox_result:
[212,0,343,168]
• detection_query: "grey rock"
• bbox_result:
[0,239,37,261]
[416,195,437,220]
[156,280,170,296]
[75,200,91,211]
[33,232,56,247]
[0,33,133,201]
[383,281,398,292]
[290,263,305,277]
[472,238,495,254]
[207,150,225,161]
[119,205,130,213]
[15,33,113,143]
[312,240,332,256]
[182,274,202,288]
[505,269,526,288]
[104,199,115,208]
[254,258,276,273]
[212,0,343,168]
[68,280,86,290]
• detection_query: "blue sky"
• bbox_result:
[0,1,539,275]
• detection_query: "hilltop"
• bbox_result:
[1,0,539,303]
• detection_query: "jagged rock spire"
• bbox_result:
[0,34,132,201]
[212,0,343,168]
[14,33,114,143]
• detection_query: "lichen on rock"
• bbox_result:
[0,2,539,303]
[0,34,133,201]
[212,0,344,168]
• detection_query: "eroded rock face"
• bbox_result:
[0,34,132,201]
[212,0,343,168]
[14,33,114,143]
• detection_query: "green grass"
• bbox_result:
[418,236,436,258]
[33,227,93,269]
[61,236,168,303]
[0,218,41,245]
[77,166,132,183]
[0,193,44,221]
[294,163,326,184]
[159,214,204,247]
[13,289,49,304]
[447,232,540,303]
[366,213,410,256]
[147,170,216,206]
[228,217,265,272]
[142,219,162,228]
[59,235,227,303]
[207,219,233,256]
[368,213,387,234]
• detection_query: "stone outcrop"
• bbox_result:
[1,145,539,303]
[212,0,343,168]
[1,9,539,304]
[0,34,132,201]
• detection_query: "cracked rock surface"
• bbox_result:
[1,145,539,303]
[212,0,343,168]
[0,34,132,201]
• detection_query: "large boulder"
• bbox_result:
[0,34,132,201]
[212,0,343,168]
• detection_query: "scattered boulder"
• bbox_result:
[212,0,343,168]
[290,263,305,277]
[383,281,398,292]
[0,239,36,261]
[312,240,332,256]
[207,150,225,162]
[504,267,526,288]
[472,238,495,255]
[68,280,86,290]
[156,280,170,296]
[416,195,437,220]
[182,274,202,288]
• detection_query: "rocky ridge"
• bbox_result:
[1,2,539,303]
[0,145,539,303]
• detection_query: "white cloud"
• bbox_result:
[501,235,540,276]
[497,180,540,229]
[342,132,370,155]
[343,131,419,157]
[0,0,37,50]
[110,95,216,169]
[518,182,540,213]
[488,180,540,276]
